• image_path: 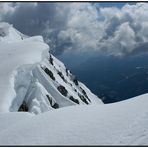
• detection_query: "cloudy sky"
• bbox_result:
[1,2,148,56]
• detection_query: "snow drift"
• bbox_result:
[0,93,148,145]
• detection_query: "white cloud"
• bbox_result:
[0,3,15,20]
[0,2,148,56]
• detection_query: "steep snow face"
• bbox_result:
[0,22,102,113]
[0,35,49,112]
[0,93,148,145]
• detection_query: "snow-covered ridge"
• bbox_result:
[0,22,28,42]
[0,22,102,114]
[0,22,148,146]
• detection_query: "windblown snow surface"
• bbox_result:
[0,22,148,145]
[0,94,148,145]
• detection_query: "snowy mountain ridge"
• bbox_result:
[0,22,102,114]
[0,22,28,42]
[1,22,148,145]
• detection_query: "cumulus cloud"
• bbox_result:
[0,2,148,56]
[0,3,16,20]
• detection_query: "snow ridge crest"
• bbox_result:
[0,22,103,114]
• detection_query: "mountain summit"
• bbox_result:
[0,22,102,114]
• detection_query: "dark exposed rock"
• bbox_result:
[73,77,79,86]
[78,93,89,105]
[57,71,66,82]
[57,85,68,97]
[46,94,52,105]
[44,68,55,81]
[69,72,78,85]
[46,94,59,109]
[86,97,91,102]
[49,55,53,65]
[18,101,28,112]
[80,87,91,102]
[52,103,59,109]
[74,88,77,92]
[69,96,79,104]
[69,70,72,74]
[66,68,69,76]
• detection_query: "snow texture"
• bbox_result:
[0,22,102,114]
[0,22,147,145]
[0,93,148,145]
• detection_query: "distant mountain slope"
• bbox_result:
[67,53,148,103]
[0,22,102,114]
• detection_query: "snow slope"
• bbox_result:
[0,23,49,112]
[1,22,148,146]
[0,22,102,113]
[0,22,27,42]
[0,93,148,145]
